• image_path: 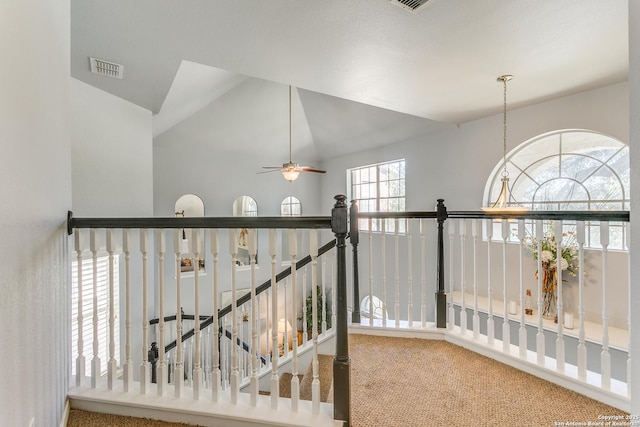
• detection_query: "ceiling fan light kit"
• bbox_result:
[259,85,326,182]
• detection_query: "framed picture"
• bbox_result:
[180,257,205,273]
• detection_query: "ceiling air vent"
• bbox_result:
[391,0,431,13]
[89,57,123,79]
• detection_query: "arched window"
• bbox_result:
[281,196,302,264]
[281,196,301,217]
[484,130,629,248]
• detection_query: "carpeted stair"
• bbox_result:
[278,354,333,402]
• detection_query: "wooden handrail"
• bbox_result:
[162,239,337,353]
[67,212,332,235]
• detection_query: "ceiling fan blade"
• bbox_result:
[299,166,326,174]
[257,169,281,174]
[261,166,282,170]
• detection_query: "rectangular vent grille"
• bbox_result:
[89,57,123,79]
[391,0,431,12]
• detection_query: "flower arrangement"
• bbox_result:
[525,223,579,317]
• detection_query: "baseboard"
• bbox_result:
[59,399,70,427]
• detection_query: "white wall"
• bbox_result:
[70,79,154,381]
[71,78,153,217]
[153,78,325,319]
[0,1,71,426]
[628,0,640,415]
[153,78,323,218]
[320,82,629,213]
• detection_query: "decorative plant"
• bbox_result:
[301,286,331,334]
[525,223,579,278]
[524,222,579,317]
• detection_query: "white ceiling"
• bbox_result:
[70,0,629,158]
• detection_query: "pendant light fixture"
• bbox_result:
[482,75,527,213]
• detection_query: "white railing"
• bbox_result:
[353,206,631,411]
[68,215,343,425]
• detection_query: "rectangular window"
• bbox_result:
[349,159,406,233]
[71,255,120,378]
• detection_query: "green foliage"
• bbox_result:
[301,286,331,333]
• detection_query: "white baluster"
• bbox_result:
[501,219,510,352]
[173,230,183,398]
[249,229,259,406]
[486,219,494,345]
[302,260,308,343]
[381,220,387,328]
[106,229,117,390]
[576,221,587,381]
[472,219,480,339]
[289,230,300,411]
[448,219,455,330]
[600,221,611,390]
[229,229,239,403]
[460,219,467,335]
[394,218,400,328]
[140,230,150,394]
[210,230,221,401]
[369,218,374,327]
[269,230,279,409]
[192,229,203,400]
[90,229,101,388]
[310,230,320,414]
[535,220,545,366]
[518,220,527,359]
[407,220,413,328]
[156,230,167,395]
[221,315,229,390]
[262,290,268,372]
[283,277,290,359]
[122,229,133,392]
[626,222,631,397]
[74,230,85,386]
[555,222,565,372]
[420,219,427,328]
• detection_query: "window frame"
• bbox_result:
[348,159,406,234]
[484,129,629,249]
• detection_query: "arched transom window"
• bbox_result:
[484,129,629,248]
[281,196,302,217]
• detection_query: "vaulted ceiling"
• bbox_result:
[71,0,628,161]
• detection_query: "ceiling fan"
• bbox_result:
[260,85,326,182]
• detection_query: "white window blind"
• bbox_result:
[71,255,120,377]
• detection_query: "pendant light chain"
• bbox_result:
[289,85,292,163]
[502,76,508,179]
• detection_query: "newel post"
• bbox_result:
[332,194,351,426]
[436,199,448,328]
[350,199,360,324]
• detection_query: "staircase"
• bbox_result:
[278,354,334,403]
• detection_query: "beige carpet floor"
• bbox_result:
[68,334,628,426]
[349,334,627,427]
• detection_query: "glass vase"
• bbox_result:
[541,267,557,319]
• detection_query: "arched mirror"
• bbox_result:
[232,195,258,267]
[175,194,205,274]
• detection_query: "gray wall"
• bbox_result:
[628,0,640,414]
[319,82,629,214]
[71,78,154,381]
[0,0,72,425]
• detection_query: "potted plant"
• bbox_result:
[300,286,331,336]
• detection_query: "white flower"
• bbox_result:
[560,258,569,271]
[541,250,554,263]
